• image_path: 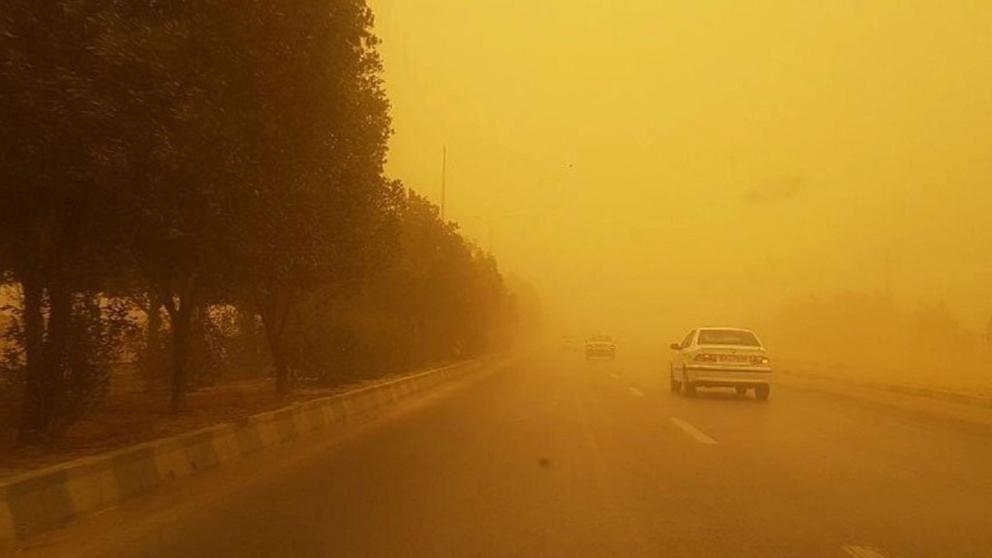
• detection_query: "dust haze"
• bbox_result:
[3,2,992,555]
[375,0,992,385]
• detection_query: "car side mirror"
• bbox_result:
[670,343,681,351]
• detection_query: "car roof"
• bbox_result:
[697,326,755,333]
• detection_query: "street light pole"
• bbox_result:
[440,145,446,221]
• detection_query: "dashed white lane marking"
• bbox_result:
[628,386,645,397]
[842,545,890,558]
[669,417,718,445]
[610,372,619,379]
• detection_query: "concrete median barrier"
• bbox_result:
[0,356,503,548]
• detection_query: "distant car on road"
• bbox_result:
[669,327,772,400]
[585,335,616,360]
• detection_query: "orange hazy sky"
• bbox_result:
[370,1,992,335]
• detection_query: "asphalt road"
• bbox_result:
[18,350,992,557]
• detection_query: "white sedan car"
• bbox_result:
[585,335,617,360]
[669,327,772,400]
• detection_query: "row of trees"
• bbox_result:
[286,191,523,381]
[0,2,526,444]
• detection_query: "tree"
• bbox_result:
[92,2,249,411]
[218,1,394,396]
[91,1,397,402]
[0,0,519,435]
[0,1,134,441]
[284,188,516,384]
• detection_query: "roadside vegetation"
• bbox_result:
[756,293,992,392]
[0,0,537,454]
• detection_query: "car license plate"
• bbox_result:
[719,354,750,363]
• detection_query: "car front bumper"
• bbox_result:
[685,365,772,387]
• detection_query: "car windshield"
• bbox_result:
[590,335,612,342]
[697,329,760,346]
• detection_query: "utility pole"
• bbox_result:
[440,145,446,221]
[884,248,891,299]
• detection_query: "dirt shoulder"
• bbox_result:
[777,358,992,398]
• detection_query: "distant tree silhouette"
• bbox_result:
[287,191,517,382]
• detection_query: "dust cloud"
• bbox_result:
[372,0,992,387]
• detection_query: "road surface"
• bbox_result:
[17,351,992,557]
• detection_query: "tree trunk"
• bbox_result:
[169,303,193,412]
[270,330,289,397]
[18,280,73,444]
[17,278,46,444]
[235,299,262,375]
[260,307,291,397]
[162,278,197,413]
[142,290,164,386]
[41,283,72,437]
[256,285,293,397]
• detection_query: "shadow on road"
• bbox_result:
[674,389,768,404]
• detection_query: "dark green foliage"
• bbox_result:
[0,1,136,442]
[56,295,137,435]
[0,1,530,442]
[288,191,516,383]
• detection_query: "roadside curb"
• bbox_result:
[0,356,508,548]
[778,369,992,409]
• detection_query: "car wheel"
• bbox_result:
[735,386,747,397]
[755,384,770,401]
[670,372,681,393]
[681,373,696,397]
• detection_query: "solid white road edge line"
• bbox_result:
[841,545,890,558]
[669,417,718,445]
